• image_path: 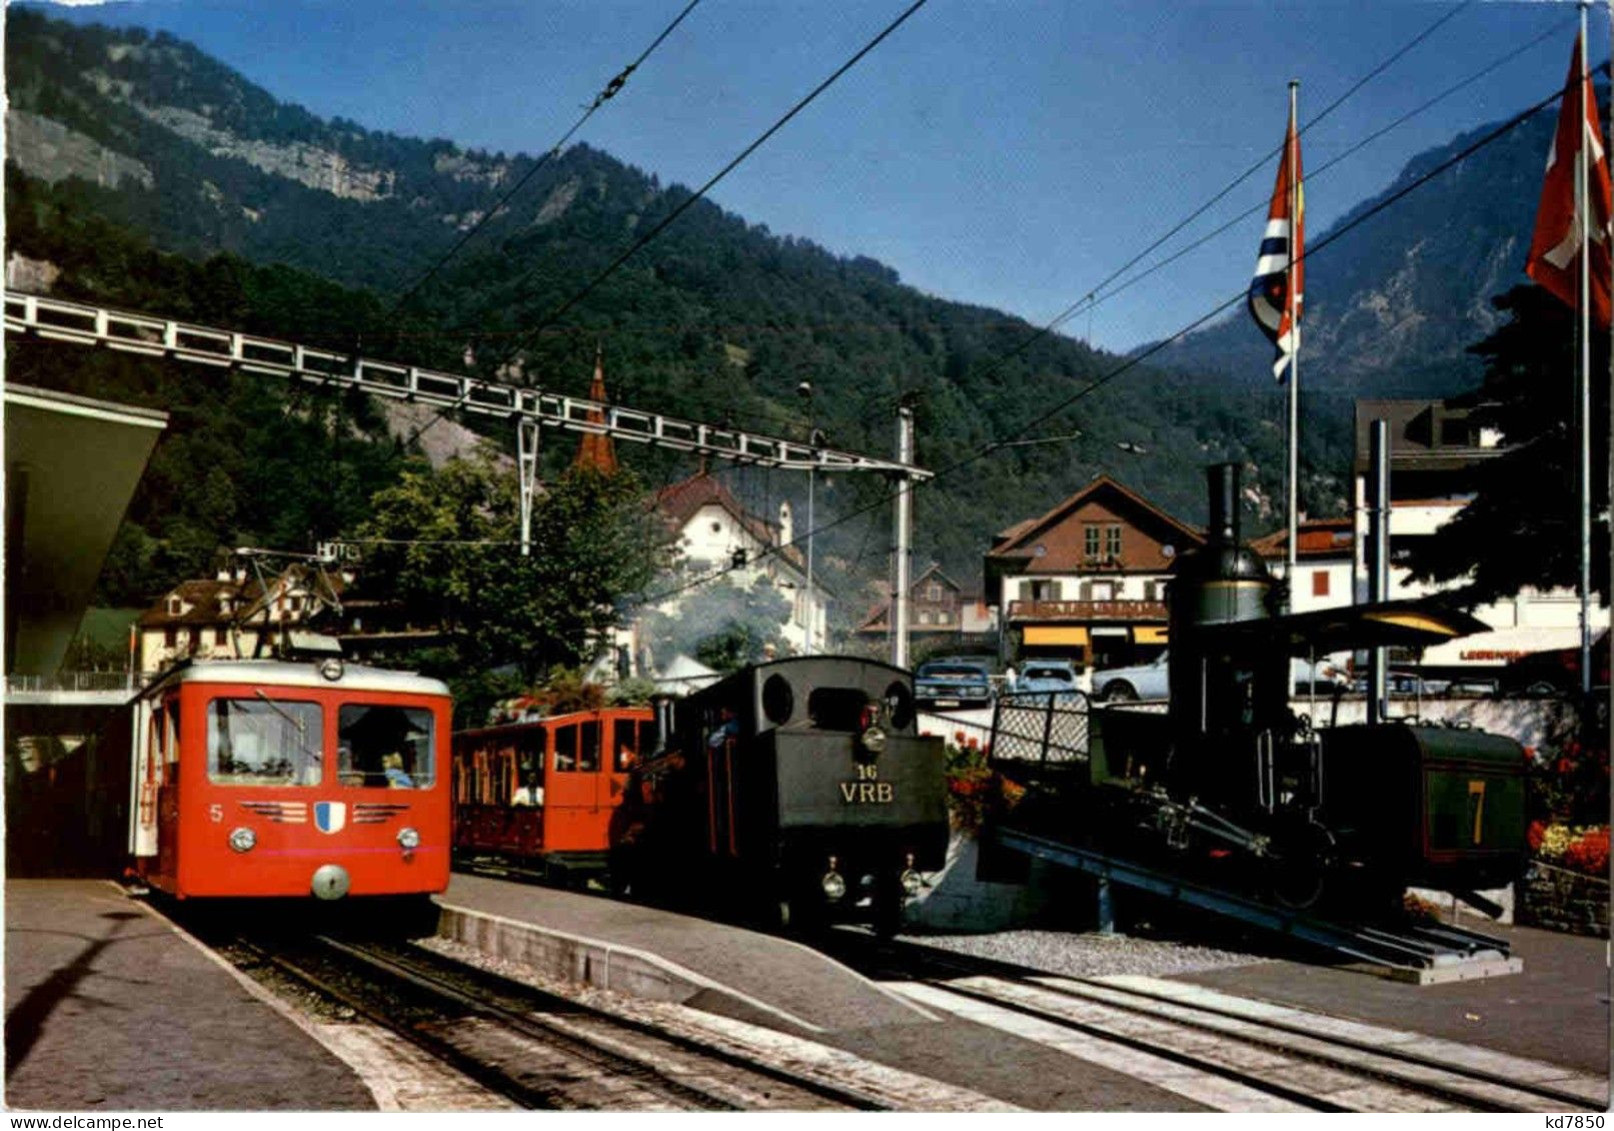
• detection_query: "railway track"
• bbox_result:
[233,932,890,1112]
[828,934,1608,1114]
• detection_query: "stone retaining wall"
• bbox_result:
[1515,864,1610,938]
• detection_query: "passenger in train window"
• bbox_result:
[383,752,414,789]
[708,706,740,749]
[512,775,543,806]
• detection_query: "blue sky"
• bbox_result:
[22,0,1603,353]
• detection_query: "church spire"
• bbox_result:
[572,343,619,475]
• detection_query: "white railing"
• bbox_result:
[6,671,148,694]
[5,292,932,480]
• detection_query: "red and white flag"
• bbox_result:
[1248,104,1304,382]
[1526,31,1612,329]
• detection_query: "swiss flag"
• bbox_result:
[1526,32,1613,329]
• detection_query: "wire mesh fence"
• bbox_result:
[990,690,1090,766]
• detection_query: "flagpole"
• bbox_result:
[1580,4,1594,697]
[1286,80,1300,609]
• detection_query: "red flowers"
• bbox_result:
[1564,827,1610,876]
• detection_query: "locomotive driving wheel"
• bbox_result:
[1265,818,1337,911]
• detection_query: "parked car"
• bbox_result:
[913,659,994,709]
[1499,632,1611,696]
[1348,670,1447,697]
[1093,652,1170,702]
[1094,651,1348,703]
[1016,661,1082,697]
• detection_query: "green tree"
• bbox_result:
[1404,286,1610,604]
[353,455,669,682]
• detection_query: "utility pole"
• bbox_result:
[517,417,541,557]
[1368,419,1390,725]
[891,398,915,670]
[798,381,817,654]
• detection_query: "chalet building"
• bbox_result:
[856,563,998,649]
[1351,399,1607,675]
[1251,517,1354,614]
[135,562,342,674]
[986,476,1204,670]
[649,471,828,654]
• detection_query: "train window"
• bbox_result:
[762,674,794,725]
[555,725,578,772]
[884,681,914,730]
[633,720,659,768]
[579,720,601,772]
[338,705,434,789]
[207,698,322,786]
[806,687,871,732]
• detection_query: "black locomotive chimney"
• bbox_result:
[1206,463,1238,547]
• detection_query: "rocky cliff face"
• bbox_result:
[7,109,154,190]
[1150,105,1571,399]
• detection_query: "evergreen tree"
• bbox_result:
[1404,285,1610,604]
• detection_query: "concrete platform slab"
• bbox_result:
[1172,919,1610,1086]
[4,880,376,1111]
[437,873,933,1035]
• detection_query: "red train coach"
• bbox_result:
[452,707,655,880]
[129,658,453,900]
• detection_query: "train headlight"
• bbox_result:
[860,726,887,755]
[900,868,924,897]
[229,826,257,853]
[397,826,421,851]
[318,657,345,682]
[821,870,847,901]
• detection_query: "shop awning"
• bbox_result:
[1134,626,1169,644]
[1024,626,1090,647]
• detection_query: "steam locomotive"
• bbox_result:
[993,464,1527,918]
[610,656,949,932]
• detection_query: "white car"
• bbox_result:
[1093,651,1348,702]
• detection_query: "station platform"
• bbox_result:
[1173,918,1611,1079]
[3,880,376,1112]
[437,872,934,1034]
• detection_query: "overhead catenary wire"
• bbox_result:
[862,0,1484,418]
[627,73,1578,612]
[378,0,703,332]
[404,0,932,448]
[1066,11,1583,326]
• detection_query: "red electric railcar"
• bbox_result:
[452,707,655,880]
[129,658,453,900]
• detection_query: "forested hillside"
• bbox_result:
[6,9,1542,617]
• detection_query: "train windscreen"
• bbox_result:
[207,697,322,786]
[338,704,435,788]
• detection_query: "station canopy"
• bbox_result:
[1199,600,1491,656]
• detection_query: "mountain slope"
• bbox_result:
[4,9,1551,604]
[1150,97,1579,398]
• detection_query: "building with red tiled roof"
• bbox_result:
[857,563,997,645]
[650,470,826,653]
[135,563,342,673]
[985,475,1205,670]
[1251,517,1354,614]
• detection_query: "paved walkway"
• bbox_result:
[4,880,375,1111]
[441,872,933,1033]
[1177,920,1610,1079]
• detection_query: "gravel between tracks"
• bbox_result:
[896,929,1272,979]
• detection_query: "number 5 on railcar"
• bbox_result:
[129,659,453,900]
